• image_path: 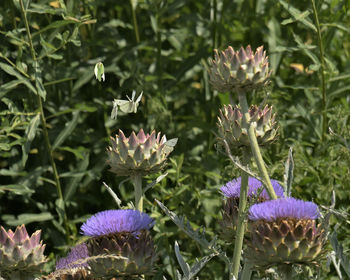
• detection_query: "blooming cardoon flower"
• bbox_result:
[56,243,89,270]
[80,209,154,237]
[246,198,327,267]
[107,129,177,176]
[207,45,270,93]
[220,177,284,242]
[80,209,157,278]
[42,243,91,280]
[216,104,278,151]
[221,177,284,200]
[0,224,47,279]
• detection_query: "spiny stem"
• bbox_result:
[238,91,277,200]
[311,0,327,141]
[131,174,143,212]
[130,0,140,43]
[230,148,250,279]
[19,0,70,240]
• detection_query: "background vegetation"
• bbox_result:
[0,0,349,278]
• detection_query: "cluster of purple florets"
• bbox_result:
[80,209,154,237]
[56,243,89,270]
[55,209,154,271]
[220,177,285,199]
[221,177,320,222]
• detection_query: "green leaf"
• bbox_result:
[174,241,190,278]
[33,20,79,37]
[22,114,41,167]
[27,3,65,15]
[0,184,34,195]
[52,111,80,150]
[34,61,47,100]
[3,212,53,226]
[278,0,317,32]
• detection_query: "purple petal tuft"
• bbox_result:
[56,243,89,270]
[80,209,154,237]
[220,177,284,199]
[248,197,320,221]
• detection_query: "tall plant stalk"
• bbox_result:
[311,0,327,141]
[230,148,250,279]
[130,0,140,43]
[131,174,143,212]
[238,91,278,200]
[19,0,70,241]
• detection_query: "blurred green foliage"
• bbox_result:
[0,0,349,278]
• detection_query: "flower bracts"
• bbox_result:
[107,129,176,176]
[220,177,284,241]
[82,209,157,278]
[208,45,270,93]
[246,198,327,267]
[0,224,47,279]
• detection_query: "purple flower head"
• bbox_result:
[220,177,284,199]
[248,197,320,221]
[56,243,89,270]
[80,209,154,237]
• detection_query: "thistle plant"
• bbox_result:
[0,224,47,280]
[217,104,278,151]
[207,45,279,279]
[107,129,177,211]
[44,243,91,280]
[207,45,270,92]
[80,209,157,279]
[220,177,284,242]
[246,198,327,276]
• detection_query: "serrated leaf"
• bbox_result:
[188,252,217,278]
[144,172,168,193]
[103,182,122,208]
[174,241,191,278]
[330,231,350,277]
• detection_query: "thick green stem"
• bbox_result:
[311,0,327,141]
[131,174,143,212]
[241,261,253,280]
[19,0,69,240]
[230,148,250,279]
[130,0,140,43]
[238,92,278,200]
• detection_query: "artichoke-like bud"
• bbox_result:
[42,243,92,280]
[207,45,270,93]
[107,129,177,176]
[216,104,278,151]
[246,198,327,269]
[220,177,284,242]
[80,209,157,278]
[0,224,47,279]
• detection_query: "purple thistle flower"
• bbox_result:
[56,243,88,270]
[248,197,320,221]
[80,209,154,237]
[220,177,284,199]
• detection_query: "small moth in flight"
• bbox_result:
[111,90,143,120]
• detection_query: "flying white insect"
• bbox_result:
[111,90,143,120]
